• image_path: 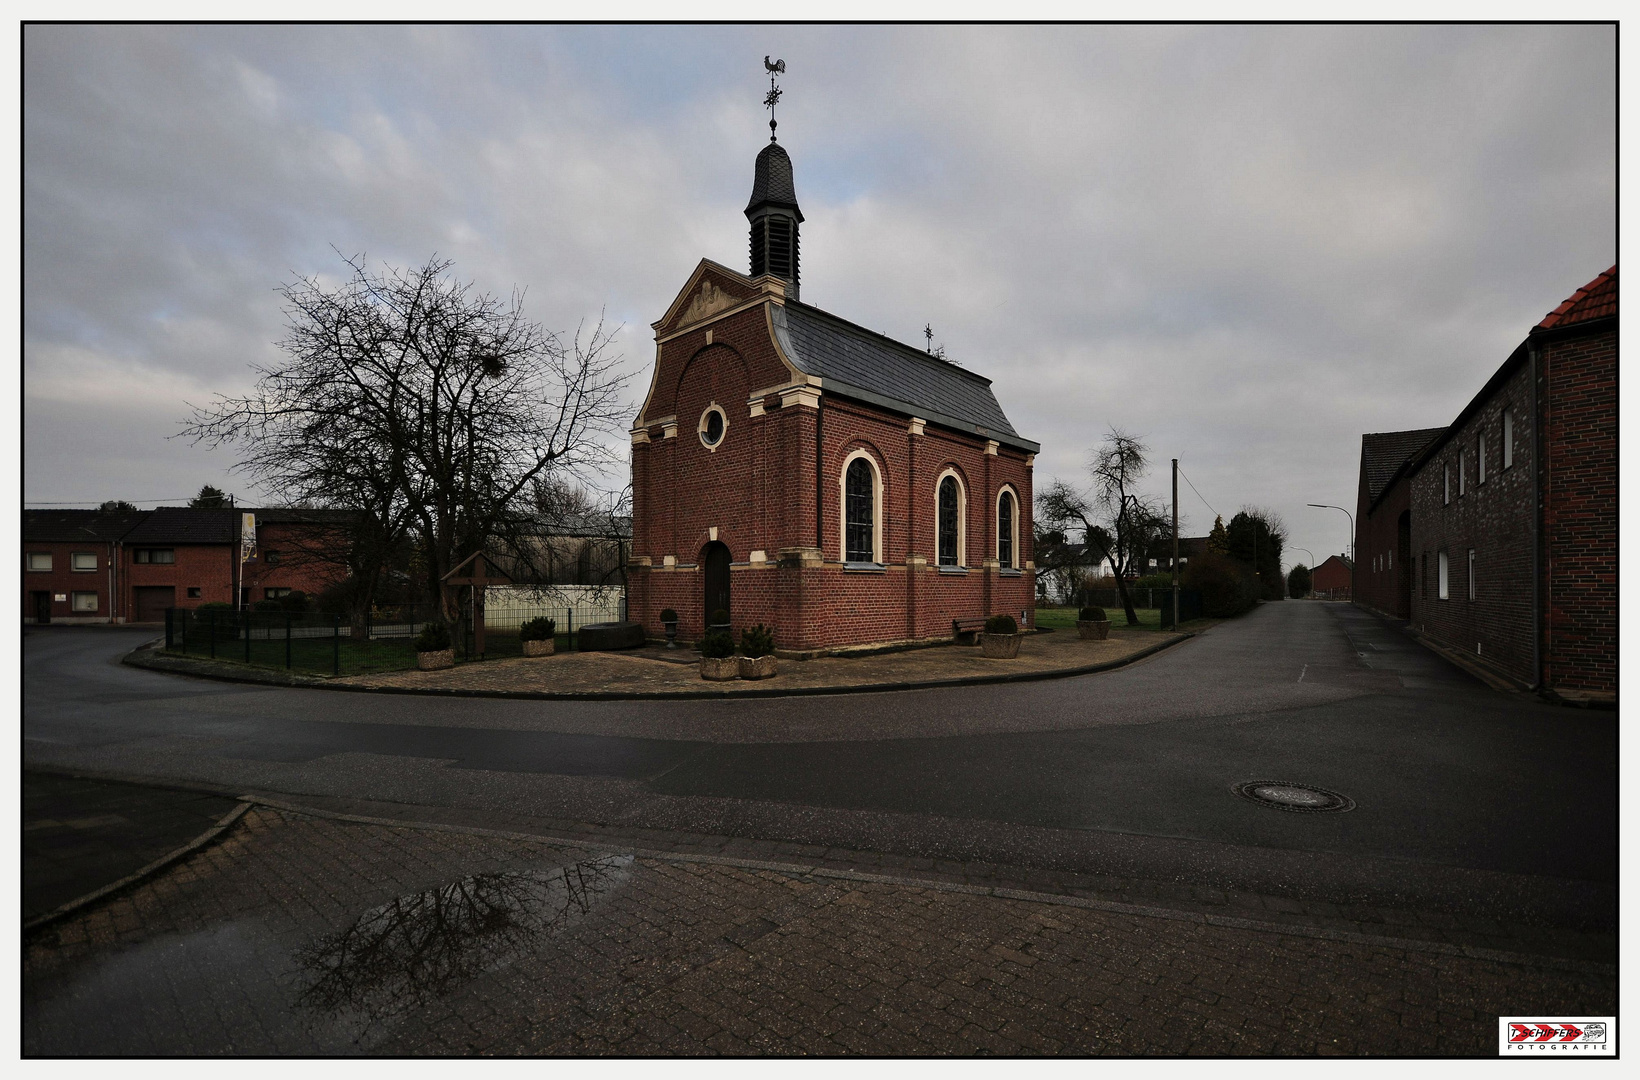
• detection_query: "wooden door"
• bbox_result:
[702,542,731,627]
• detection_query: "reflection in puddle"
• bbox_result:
[295,855,632,1026]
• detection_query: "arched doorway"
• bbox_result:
[702,541,731,627]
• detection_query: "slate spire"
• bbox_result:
[747,62,802,300]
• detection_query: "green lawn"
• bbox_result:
[1034,605,1164,630]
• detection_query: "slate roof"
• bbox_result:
[773,302,1039,453]
[1361,428,1445,504]
[22,509,149,543]
[746,142,801,218]
[1537,265,1617,330]
[122,508,239,545]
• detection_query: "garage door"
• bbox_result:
[133,586,176,623]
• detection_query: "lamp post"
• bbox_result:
[1307,504,1354,562]
[1291,547,1315,567]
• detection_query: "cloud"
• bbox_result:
[23,24,1614,565]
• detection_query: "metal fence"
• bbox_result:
[1072,587,1181,611]
[165,586,628,676]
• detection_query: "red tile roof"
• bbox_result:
[1537,265,1617,330]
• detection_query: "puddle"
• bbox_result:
[294,855,633,1031]
[24,854,633,1055]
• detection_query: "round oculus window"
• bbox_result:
[700,407,726,448]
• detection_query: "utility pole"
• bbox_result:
[1171,458,1180,628]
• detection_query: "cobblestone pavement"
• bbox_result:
[326,626,1186,697]
[23,806,1614,1056]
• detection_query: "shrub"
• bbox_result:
[659,608,678,623]
[740,624,775,658]
[1134,573,1174,590]
[415,622,451,652]
[701,629,735,658]
[1181,551,1258,618]
[1287,564,1313,600]
[1078,606,1107,622]
[519,616,556,642]
[252,598,284,612]
[279,590,309,612]
[984,613,1018,635]
[195,601,234,612]
[709,608,730,627]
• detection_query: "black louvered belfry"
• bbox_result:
[746,142,802,300]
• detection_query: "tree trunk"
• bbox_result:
[1113,572,1140,625]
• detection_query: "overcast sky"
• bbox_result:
[23,24,1615,569]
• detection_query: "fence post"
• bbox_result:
[209,610,216,660]
[245,610,252,663]
[165,608,173,650]
[286,614,292,670]
[567,607,573,649]
[333,615,341,676]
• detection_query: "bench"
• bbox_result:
[952,617,987,645]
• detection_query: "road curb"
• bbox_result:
[119,632,1195,701]
[241,796,1614,977]
[23,802,253,934]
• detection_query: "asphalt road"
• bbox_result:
[23,603,1616,931]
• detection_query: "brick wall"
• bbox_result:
[1408,361,1536,684]
[20,542,118,623]
[1540,324,1617,693]
[1357,474,1413,618]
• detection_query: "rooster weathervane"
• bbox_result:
[764,56,786,141]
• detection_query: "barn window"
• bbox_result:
[843,453,880,564]
[1458,449,1466,496]
[1503,409,1514,469]
[997,488,1016,569]
[1478,432,1487,484]
[1438,550,1449,600]
[937,471,965,568]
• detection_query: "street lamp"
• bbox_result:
[1291,547,1315,567]
[1307,504,1354,561]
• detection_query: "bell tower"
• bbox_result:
[746,57,802,300]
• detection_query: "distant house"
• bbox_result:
[1351,266,1616,700]
[1311,555,1353,600]
[23,506,349,624]
[1355,427,1445,617]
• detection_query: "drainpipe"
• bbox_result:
[1529,338,1543,691]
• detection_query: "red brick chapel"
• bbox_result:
[627,127,1038,653]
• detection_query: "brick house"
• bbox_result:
[21,508,148,624]
[1310,554,1353,600]
[626,137,1039,651]
[23,506,347,624]
[1356,266,1616,699]
[1354,427,1444,618]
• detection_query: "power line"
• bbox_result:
[1175,465,1220,521]
[24,499,198,506]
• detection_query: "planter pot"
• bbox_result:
[417,649,455,671]
[521,638,555,657]
[1076,620,1111,641]
[663,622,678,649]
[737,654,779,680]
[979,633,1022,659]
[699,656,739,681]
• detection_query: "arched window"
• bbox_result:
[846,458,875,562]
[840,449,883,563]
[997,489,1016,569]
[937,472,965,567]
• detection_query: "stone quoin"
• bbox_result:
[627,118,1039,652]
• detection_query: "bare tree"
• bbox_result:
[1038,429,1167,625]
[183,253,628,627]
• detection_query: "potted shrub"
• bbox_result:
[737,623,778,680]
[699,628,738,681]
[979,613,1021,659]
[660,608,679,649]
[1076,605,1111,641]
[519,616,556,657]
[708,608,731,633]
[415,622,455,670]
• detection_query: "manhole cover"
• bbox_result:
[1234,780,1355,813]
